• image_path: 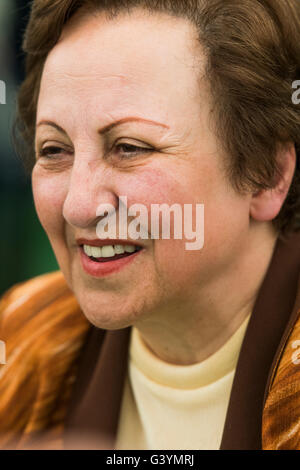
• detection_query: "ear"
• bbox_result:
[250,143,297,222]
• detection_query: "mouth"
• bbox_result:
[77,239,144,278]
[80,243,143,263]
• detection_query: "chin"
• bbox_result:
[75,290,146,331]
[83,310,134,331]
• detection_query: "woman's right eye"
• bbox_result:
[38,146,72,159]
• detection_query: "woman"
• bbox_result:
[0,0,300,450]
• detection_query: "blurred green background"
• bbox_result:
[0,0,58,296]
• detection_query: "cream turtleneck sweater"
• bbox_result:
[116,315,251,450]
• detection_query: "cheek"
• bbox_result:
[116,166,207,283]
[31,167,67,238]
[118,165,194,209]
[116,163,250,290]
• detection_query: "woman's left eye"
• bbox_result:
[114,143,155,158]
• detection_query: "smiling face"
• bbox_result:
[33,8,253,330]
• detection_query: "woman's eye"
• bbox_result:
[37,143,154,160]
[38,146,71,159]
[114,143,155,158]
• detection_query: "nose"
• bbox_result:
[62,159,118,229]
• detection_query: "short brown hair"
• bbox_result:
[15,0,300,232]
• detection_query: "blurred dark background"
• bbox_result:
[0,0,58,296]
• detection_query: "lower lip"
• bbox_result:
[79,246,142,278]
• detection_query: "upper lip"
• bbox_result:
[76,238,144,248]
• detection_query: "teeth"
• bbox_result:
[125,245,136,253]
[91,246,102,258]
[101,245,115,258]
[83,244,139,258]
[83,245,93,257]
[114,245,125,254]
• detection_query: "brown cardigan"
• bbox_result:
[0,232,300,450]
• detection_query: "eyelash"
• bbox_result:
[38,143,155,160]
[38,146,69,159]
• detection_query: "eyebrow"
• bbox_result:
[36,121,68,135]
[36,117,170,135]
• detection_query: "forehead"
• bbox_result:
[38,9,205,127]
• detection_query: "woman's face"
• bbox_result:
[33,9,252,329]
